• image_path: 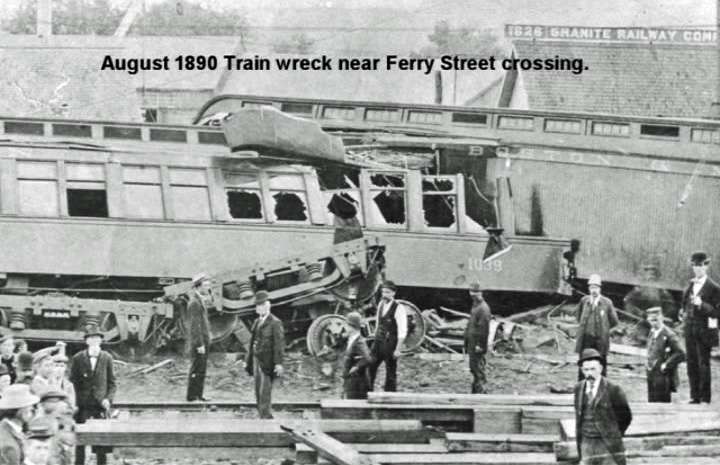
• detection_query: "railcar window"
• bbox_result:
[318,168,364,227]
[169,168,211,220]
[224,172,263,220]
[368,172,407,227]
[267,173,308,222]
[17,161,58,216]
[422,177,457,229]
[123,166,164,219]
[66,163,108,218]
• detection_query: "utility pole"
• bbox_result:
[37,0,52,43]
[715,0,720,117]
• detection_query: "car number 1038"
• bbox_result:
[468,258,502,272]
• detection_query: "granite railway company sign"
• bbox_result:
[505,24,717,44]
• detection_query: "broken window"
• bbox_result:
[319,168,364,227]
[123,166,164,219]
[17,161,59,216]
[267,173,309,223]
[224,172,263,220]
[422,176,457,229]
[66,163,108,218]
[169,168,211,220]
[368,172,406,227]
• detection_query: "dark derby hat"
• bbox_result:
[254,290,270,305]
[26,417,53,440]
[381,280,397,291]
[577,348,604,366]
[691,251,710,265]
[83,324,104,340]
[15,351,34,370]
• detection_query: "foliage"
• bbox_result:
[273,33,314,54]
[3,0,122,35]
[129,1,250,37]
[418,20,505,57]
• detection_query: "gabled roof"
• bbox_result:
[507,41,716,118]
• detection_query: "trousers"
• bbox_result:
[685,334,712,403]
[186,351,208,401]
[254,358,274,419]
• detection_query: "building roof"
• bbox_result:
[506,41,716,118]
[0,47,141,121]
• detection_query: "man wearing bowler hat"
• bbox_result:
[342,312,372,400]
[574,348,632,465]
[185,272,213,402]
[69,325,116,465]
[680,251,720,403]
[575,274,619,380]
[0,384,39,465]
[464,281,492,394]
[368,280,407,392]
[645,307,684,403]
[245,291,284,419]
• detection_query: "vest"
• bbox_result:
[581,385,602,438]
[375,301,398,351]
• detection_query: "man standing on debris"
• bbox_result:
[645,307,684,403]
[245,291,284,419]
[680,251,720,404]
[186,273,213,402]
[574,348,632,465]
[342,312,372,399]
[368,280,407,392]
[464,282,491,394]
[70,325,116,465]
[575,274,619,379]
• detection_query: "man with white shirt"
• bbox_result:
[680,251,720,404]
[368,280,406,392]
[645,307,684,403]
[575,274,619,380]
[70,325,116,465]
[574,349,632,465]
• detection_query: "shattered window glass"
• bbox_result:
[368,172,407,227]
[422,176,457,230]
[227,190,263,219]
[370,173,405,188]
[272,192,308,221]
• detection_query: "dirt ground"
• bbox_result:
[99,318,718,464]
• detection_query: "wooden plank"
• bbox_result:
[282,425,376,465]
[114,401,321,411]
[415,353,468,361]
[445,433,557,453]
[473,408,521,434]
[296,443,447,464]
[364,453,558,465]
[367,393,573,407]
[76,419,427,447]
[561,415,720,440]
[320,400,474,425]
[610,343,647,357]
[116,446,294,461]
[555,436,720,461]
[628,459,719,465]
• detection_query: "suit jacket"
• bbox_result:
[186,291,211,353]
[464,298,491,354]
[681,276,720,347]
[0,419,24,465]
[575,295,619,355]
[69,350,117,408]
[646,325,685,391]
[342,335,372,397]
[245,313,284,378]
[574,377,632,465]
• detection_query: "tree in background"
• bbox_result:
[3,0,122,35]
[273,33,314,54]
[418,20,504,57]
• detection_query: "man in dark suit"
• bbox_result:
[680,251,720,404]
[575,274,619,379]
[368,280,407,392]
[342,312,372,400]
[574,348,632,465]
[185,273,213,402]
[463,281,491,394]
[645,307,685,403]
[0,384,40,465]
[245,291,284,419]
[70,325,117,465]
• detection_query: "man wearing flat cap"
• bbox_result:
[342,312,372,400]
[185,273,213,402]
[680,251,720,404]
[574,348,632,465]
[367,280,407,392]
[245,291,284,419]
[575,274,619,380]
[24,417,53,465]
[645,307,684,403]
[464,282,492,394]
[0,384,40,465]
[70,325,116,465]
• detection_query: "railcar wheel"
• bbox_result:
[363,299,425,353]
[306,314,348,356]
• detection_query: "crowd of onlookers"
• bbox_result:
[0,324,114,465]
